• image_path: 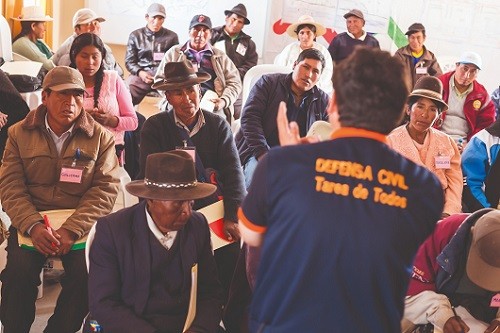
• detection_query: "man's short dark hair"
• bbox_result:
[332,46,409,134]
[295,48,326,73]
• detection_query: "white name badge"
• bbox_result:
[153,52,164,61]
[60,167,83,183]
[416,66,428,75]
[176,147,196,163]
[435,155,451,169]
[236,43,247,56]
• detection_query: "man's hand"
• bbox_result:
[53,228,77,256]
[211,98,226,112]
[0,112,8,129]
[277,101,319,146]
[138,70,154,84]
[485,319,500,333]
[223,219,240,242]
[30,223,60,256]
[443,316,470,333]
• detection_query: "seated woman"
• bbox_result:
[274,15,333,94]
[461,117,500,211]
[12,6,55,71]
[387,76,462,217]
[69,33,138,162]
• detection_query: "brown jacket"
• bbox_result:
[0,105,120,237]
[394,45,442,88]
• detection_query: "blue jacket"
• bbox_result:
[235,73,329,165]
[462,126,500,208]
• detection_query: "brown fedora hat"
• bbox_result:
[408,76,448,111]
[126,151,216,201]
[151,61,211,91]
[224,3,250,25]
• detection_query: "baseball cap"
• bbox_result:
[42,66,86,92]
[457,51,482,70]
[405,23,425,35]
[466,209,500,291]
[343,9,364,20]
[72,8,105,28]
[147,3,166,18]
[189,14,212,30]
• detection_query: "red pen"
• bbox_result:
[43,214,57,248]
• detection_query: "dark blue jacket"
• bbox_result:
[235,73,329,165]
[88,201,224,333]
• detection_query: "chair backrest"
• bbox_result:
[241,64,290,108]
[85,223,97,272]
[0,15,13,62]
[232,64,291,134]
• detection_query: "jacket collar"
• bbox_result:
[22,104,95,138]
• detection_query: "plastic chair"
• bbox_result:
[232,64,290,134]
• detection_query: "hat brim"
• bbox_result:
[408,91,448,111]
[306,120,332,141]
[77,17,105,26]
[148,12,166,18]
[47,83,85,92]
[224,10,250,24]
[126,180,216,201]
[151,73,211,91]
[466,234,500,291]
[13,16,53,21]
[286,22,326,38]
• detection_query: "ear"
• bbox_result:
[328,92,341,131]
[292,61,297,70]
[41,90,48,105]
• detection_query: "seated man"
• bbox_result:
[235,48,329,187]
[154,14,241,123]
[436,51,495,150]
[402,209,500,333]
[393,23,442,88]
[0,66,120,333]
[125,3,179,106]
[143,60,246,302]
[88,150,224,333]
[51,8,123,76]
[462,117,500,211]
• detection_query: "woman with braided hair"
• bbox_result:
[70,32,138,162]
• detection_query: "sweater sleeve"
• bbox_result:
[462,135,491,208]
[443,138,463,214]
[114,74,138,132]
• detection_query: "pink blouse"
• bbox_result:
[83,70,138,145]
[387,125,463,215]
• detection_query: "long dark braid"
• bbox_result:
[69,32,107,108]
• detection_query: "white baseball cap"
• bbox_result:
[457,51,482,70]
[72,8,105,28]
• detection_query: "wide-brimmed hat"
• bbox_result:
[147,3,166,18]
[457,51,482,70]
[287,15,326,38]
[12,6,53,21]
[126,151,216,201]
[72,8,105,28]
[151,61,211,91]
[343,9,364,21]
[405,23,425,36]
[466,210,500,291]
[42,66,85,92]
[224,3,250,25]
[408,76,448,111]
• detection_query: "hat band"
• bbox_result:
[411,89,443,100]
[161,73,199,85]
[145,179,197,189]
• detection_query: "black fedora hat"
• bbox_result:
[126,151,216,201]
[224,3,250,25]
[151,61,211,91]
